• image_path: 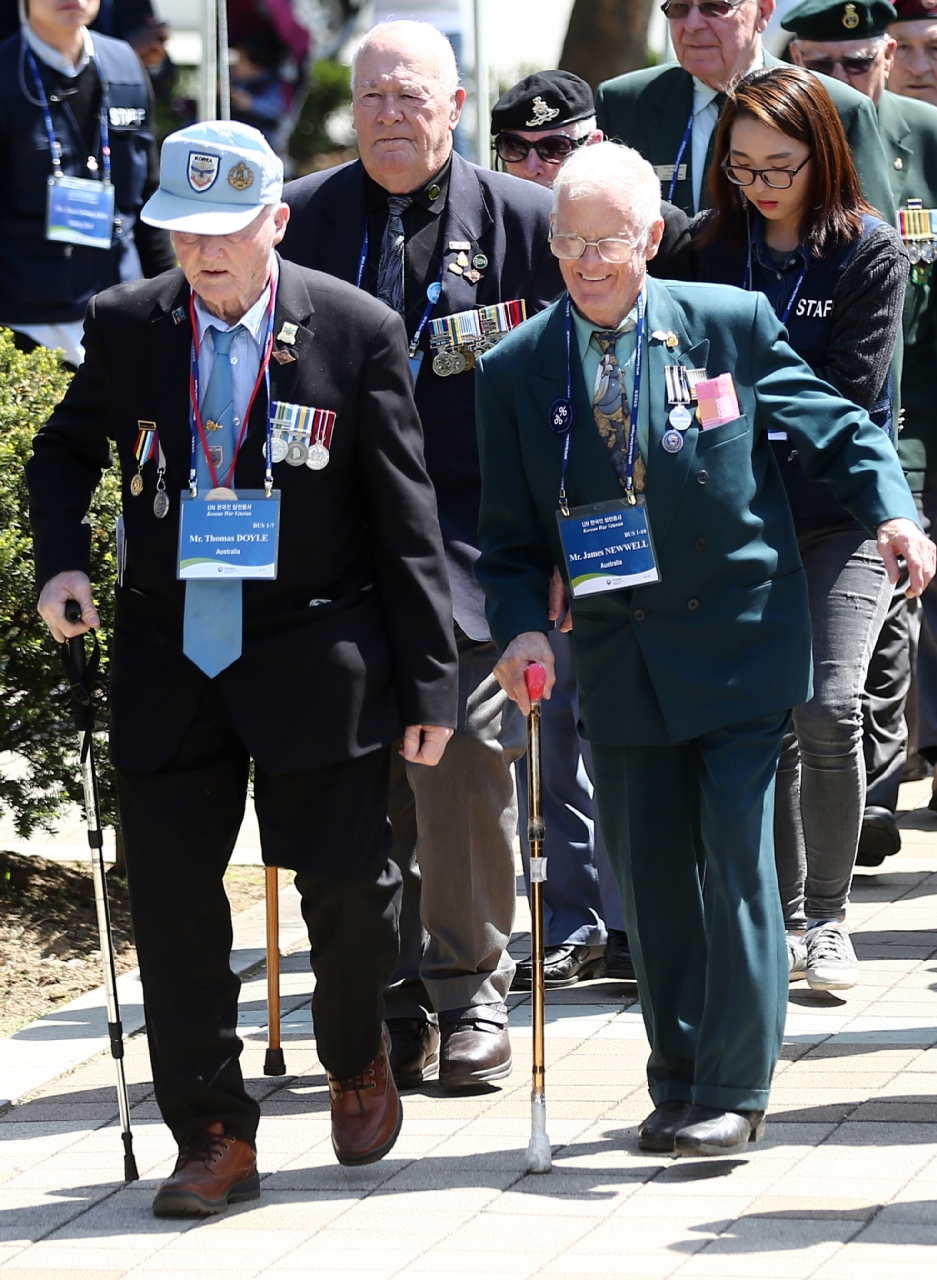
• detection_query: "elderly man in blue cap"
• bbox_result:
[26,119,458,1215]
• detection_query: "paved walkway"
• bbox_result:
[2,779,937,1279]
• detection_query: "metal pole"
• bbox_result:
[217,0,231,121]
[264,866,286,1075]
[473,0,489,168]
[199,0,218,121]
[524,662,551,1173]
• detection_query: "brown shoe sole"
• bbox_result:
[152,1172,260,1217]
[333,1097,403,1167]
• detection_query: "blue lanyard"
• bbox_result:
[668,109,695,204]
[188,281,277,496]
[556,288,646,512]
[25,41,111,185]
[744,247,808,325]
[355,219,443,357]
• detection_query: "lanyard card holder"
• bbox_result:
[177,490,281,580]
[557,497,661,599]
[46,175,115,249]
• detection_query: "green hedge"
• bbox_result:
[0,329,119,836]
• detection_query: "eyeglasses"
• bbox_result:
[799,53,877,76]
[494,132,589,164]
[660,1,747,19]
[549,234,641,263]
[721,156,811,188]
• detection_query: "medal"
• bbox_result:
[131,422,157,497]
[286,440,308,465]
[449,351,467,375]
[306,442,330,470]
[130,472,144,497]
[206,487,238,499]
[271,436,289,464]
[669,404,692,430]
[153,489,170,519]
[433,351,454,376]
[662,429,684,454]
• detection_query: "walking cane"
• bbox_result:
[524,662,552,1174]
[263,865,286,1075]
[62,601,138,1182]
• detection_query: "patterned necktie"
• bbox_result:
[376,195,413,316]
[592,330,645,494]
[183,324,244,678]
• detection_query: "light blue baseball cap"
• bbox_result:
[141,120,284,234]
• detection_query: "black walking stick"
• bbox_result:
[62,600,138,1182]
[264,864,286,1075]
[524,662,551,1173]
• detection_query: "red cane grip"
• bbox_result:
[525,662,547,704]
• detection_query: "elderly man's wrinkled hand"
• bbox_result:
[876,518,936,598]
[400,725,453,766]
[494,631,556,716]
[37,571,100,644]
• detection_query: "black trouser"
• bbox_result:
[116,680,401,1147]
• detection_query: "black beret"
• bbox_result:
[782,0,897,39]
[490,70,595,136]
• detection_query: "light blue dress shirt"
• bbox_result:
[193,273,273,435]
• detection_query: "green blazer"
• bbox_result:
[878,88,937,491]
[475,278,919,747]
[595,53,896,223]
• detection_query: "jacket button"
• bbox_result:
[687,598,699,611]
[697,470,708,484]
[694,537,707,551]
[633,608,646,622]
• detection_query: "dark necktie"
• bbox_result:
[592,330,645,494]
[376,195,413,317]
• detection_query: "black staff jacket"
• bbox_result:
[27,258,459,774]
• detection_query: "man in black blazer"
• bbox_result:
[27,121,458,1215]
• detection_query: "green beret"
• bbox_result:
[782,0,897,38]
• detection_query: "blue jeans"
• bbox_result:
[775,526,891,927]
[516,629,626,947]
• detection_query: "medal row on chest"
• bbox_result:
[430,299,528,376]
[898,201,937,283]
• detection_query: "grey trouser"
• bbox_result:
[385,630,525,1018]
[775,526,891,927]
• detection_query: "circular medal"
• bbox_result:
[427,281,442,304]
[662,429,684,454]
[548,397,577,436]
[306,442,330,470]
[433,351,453,376]
[449,351,467,375]
[206,486,238,499]
[153,490,170,519]
[130,473,144,497]
[271,436,289,464]
[461,349,477,372]
[286,441,308,466]
[669,404,692,430]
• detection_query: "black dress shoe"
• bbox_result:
[438,1006,512,1092]
[637,1099,692,1152]
[386,1017,439,1089]
[603,929,636,981]
[512,943,606,991]
[673,1105,766,1156]
[856,806,901,866]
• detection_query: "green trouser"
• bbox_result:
[591,712,789,1113]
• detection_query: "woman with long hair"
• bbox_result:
[695,64,909,993]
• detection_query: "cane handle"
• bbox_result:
[525,662,546,703]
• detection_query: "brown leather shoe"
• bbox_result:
[438,1006,512,1092]
[152,1123,259,1217]
[329,1026,403,1166]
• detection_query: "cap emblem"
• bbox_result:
[525,95,560,128]
[187,151,220,193]
[228,161,254,191]
[842,3,860,28]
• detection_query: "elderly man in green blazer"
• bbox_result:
[474,141,934,1156]
[595,0,895,219]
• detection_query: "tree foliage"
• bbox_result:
[561,0,657,92]
[0,330,119,836]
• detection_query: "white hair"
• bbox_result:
[566,115,598,139]
[352,21,460,97]
[552,141,661,242]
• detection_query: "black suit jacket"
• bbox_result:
[27,258,459,773]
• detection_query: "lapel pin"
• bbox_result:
[651,329,668,342]
[463,268,481,284]
[449,240,470,251]
[472,253,488,270]
[272,349,297,364]
[277,322,298,345]
[665,331,679,349]
[171,307,186,324]
[428,184,441,200]
[456,251,469,268]
[448,262,464,275]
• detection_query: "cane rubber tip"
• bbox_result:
[525,663,547,703]
[264,1048,287,1076]
[124,1155,139,1182]
[524,1134,552,1173]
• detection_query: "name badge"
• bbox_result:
[654,163,687,183]
[557,498,661,598]
[46,176,115,249]
[177,490,280,580]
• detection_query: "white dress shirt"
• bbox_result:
[690,50,765,214]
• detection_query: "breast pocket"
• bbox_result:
[693,414,750,451]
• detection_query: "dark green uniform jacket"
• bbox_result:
[475,278,918,747]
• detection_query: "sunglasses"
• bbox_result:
[494,132,589,164]
[799,54,877,76]
[661,1,747,18]
[721,156,811,188]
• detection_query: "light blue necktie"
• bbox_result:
[183,325,244,678]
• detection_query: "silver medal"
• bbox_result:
[271,436,289,464]
[669,404,693,430]
[662,429,685,454]
[449,351,467,375]
[306,442,330,470]
[286,441,308,466]
[153,490,170,519]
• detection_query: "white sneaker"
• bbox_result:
[804,920,859,991]
[786,931,807,982]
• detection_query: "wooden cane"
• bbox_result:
[263,865,286,1075]
[524,662,551,1173]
